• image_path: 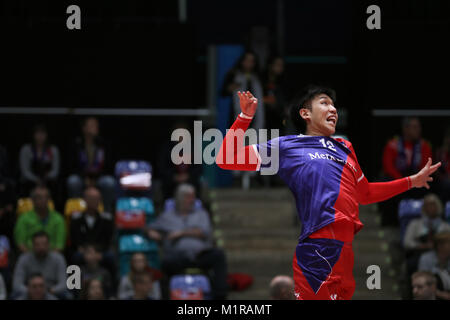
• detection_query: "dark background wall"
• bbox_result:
[0,0,448,182]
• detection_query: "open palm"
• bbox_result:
[238,91,258,118]
[411,158,442,189]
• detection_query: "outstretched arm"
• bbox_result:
[357,157,441,205]
[216,91,261,171]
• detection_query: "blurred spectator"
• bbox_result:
[0,144,16,246]
[67,117,116,212]
[222,51,265,131]
[418,231,450,300]
[379,117,433,226]
[269,275,295,300]
[404,193,450,276]
[0,273,6,300]
[79,278,106,300]
[127,272,154,300]
[434,127,450,203]
[147,183,228,300]
[14,186,65,253]
[80,244,113,299]
[117,252,162,300]
[15,273,58,300]
[411,271,437,300]
[383,117,432,180]
[12,231,68,300]
[262,56,289,133]
[69,187,115,279]
[158,121,203,201]
[19,124,60,201]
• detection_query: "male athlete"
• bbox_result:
[215,86,441,300]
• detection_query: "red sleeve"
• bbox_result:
[356,175,411,205]
[215,114,260,171]
[347,141,412,205]
[382,139,403,179]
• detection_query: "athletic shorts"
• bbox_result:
[293,219,356,300]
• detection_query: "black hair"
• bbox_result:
[26,272,45,285]
[32,123,47,135]
[32,230,49,242]
[289,84,336,133]
[234,50,260,74]
[83,242,102,253]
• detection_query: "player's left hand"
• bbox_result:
[410,158,441,189]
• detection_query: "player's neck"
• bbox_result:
[305,128,328,137]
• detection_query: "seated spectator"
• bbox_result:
[12,231,68,300]
[403,193,450,275]
[158,121,203,201]
[435,127,450,203]
[19,124,60,200]
[15,273,58,300]
[126,272,154,300]
[380,117,433,226]
[79,278,106,300]
[0,273,6,300]
[67,117,116,212]
[14,186,65,253]
[418,231,450,300]
[269,275,295,300]
[147,183,228,300]
[411,271,437,300]
[70,187,115,279]
[117,252,162,300]
[80,244,113,299]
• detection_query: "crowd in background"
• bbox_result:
[0,49,449,300]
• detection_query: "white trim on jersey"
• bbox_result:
[251,144,262,171]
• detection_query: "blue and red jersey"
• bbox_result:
[256,134,364,241]
[216,114,412,242]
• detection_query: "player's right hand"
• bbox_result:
[238,91,258,118]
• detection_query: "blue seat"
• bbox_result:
[163,198,203,212]
[170,274,212,300]
[118,234,160,276]
[115,160,152,192]
[398,198,424,243]
[116,197,155,225]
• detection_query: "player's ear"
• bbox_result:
[299,108,310,121]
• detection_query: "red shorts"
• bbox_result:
[293,219,356,300]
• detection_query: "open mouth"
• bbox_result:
[326,116,336,125]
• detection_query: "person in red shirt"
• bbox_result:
[383,117,432,179]
[380,117,433,226]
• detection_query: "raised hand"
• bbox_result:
[410,158,442,189]
[238,91,258,118]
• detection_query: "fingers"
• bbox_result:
[428,177,433,182]
[425,182,430,189]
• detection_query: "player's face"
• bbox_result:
[302,94,337,136]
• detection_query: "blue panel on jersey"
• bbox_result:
[295,238,344,294]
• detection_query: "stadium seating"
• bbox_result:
[16,197,55,215]
[163,198,203,212]
[169,274,211,300]
[114,160,159,278]
[118,234,160,277]
[115,160,152,191]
